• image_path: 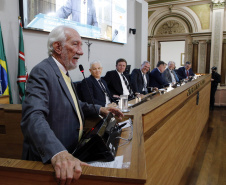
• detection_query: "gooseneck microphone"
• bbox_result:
[79,64,103,119]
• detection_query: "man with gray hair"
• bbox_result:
[130,61,150,95]
[81,60,115,107]
[162,61,179,84]
[20,25,123,184]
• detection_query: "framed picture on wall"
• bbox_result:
[181,53,185,66]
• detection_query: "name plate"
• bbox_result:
[187,80,205,96]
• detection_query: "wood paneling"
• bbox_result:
[142,77,210,185]
[206,42,211,74]
[192,43,199,73]
[0,104,23,159]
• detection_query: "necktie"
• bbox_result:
[121,74,133,96]
[61,71,83,141]
[98,80,107,95]
[98,79,112,105]
[172,70,179,82]
[186,70,189,77]
[143,74,147,92]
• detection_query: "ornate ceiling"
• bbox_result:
[145,0,209,6]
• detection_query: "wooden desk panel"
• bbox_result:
[0,108,146,185]
[135,75,210,185]
[0,95,9,104]
[0,104,23,159]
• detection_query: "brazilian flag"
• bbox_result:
[0,23,13,103]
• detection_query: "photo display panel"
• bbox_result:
[20,0,127,44]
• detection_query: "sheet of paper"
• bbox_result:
[118,119,132,129]
[88,155,124,169]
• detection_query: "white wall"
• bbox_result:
[0,0,148,103]
[160,41,185,69]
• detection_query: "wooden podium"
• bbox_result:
[0,74,211,185]
[0,95,9,104]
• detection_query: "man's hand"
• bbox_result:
[113,95,120,98]
[107,102,117,107]
[51,151,90,185]
[100,107,124,120]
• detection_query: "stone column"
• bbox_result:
[150,39,155,70]
[210,0,225,73]
[198,40,207,73]
[185,35,193,64]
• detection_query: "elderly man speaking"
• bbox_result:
[21,25,123,185]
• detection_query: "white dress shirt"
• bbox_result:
[116,70,130,96]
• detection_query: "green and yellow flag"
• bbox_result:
[17,18,28,103]
[0,23,13,103]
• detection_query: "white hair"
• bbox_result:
[47,25,75,56]
[168,61,175,66]
[90,60,102,69]
[141,61,150,66]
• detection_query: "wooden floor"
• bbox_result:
[180,107,226,185]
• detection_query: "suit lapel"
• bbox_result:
[139,70,144,84]
[167,68,172,81]
[183,67,186,77]
[146,72,149,85]
[90,76,105,95]
[48,57,84,122]
[114,70,123,92]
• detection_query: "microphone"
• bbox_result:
[112,29,118,41]
[79,65,103,119]
[79,65,84,73]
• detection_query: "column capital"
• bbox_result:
[211,0,225,9]
[192,40,199,45]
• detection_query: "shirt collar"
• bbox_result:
[116,70,123,75]
[157,67,161,73]
[140,69,145,75]
[52,56,67,75]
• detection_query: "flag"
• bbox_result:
[17,18,28,103]
[0,23,13,103]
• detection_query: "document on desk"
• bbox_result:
[88,155,124,168]
[118,119,132,129]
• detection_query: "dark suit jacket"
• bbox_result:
[103,70,132,97]
[81,75,114,107]
[162,68,179,83]
[149,68,169,89]
[130,68,149,94]
[176,67,195,80]
[56,0,98,26]
[21,57,101,163]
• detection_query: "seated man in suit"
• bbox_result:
[103,58,134,99]
[149,61,169,89]
[81,60,115,107]
[130,61,150,95]
[162,61,179,84]
[176,61,195,80]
